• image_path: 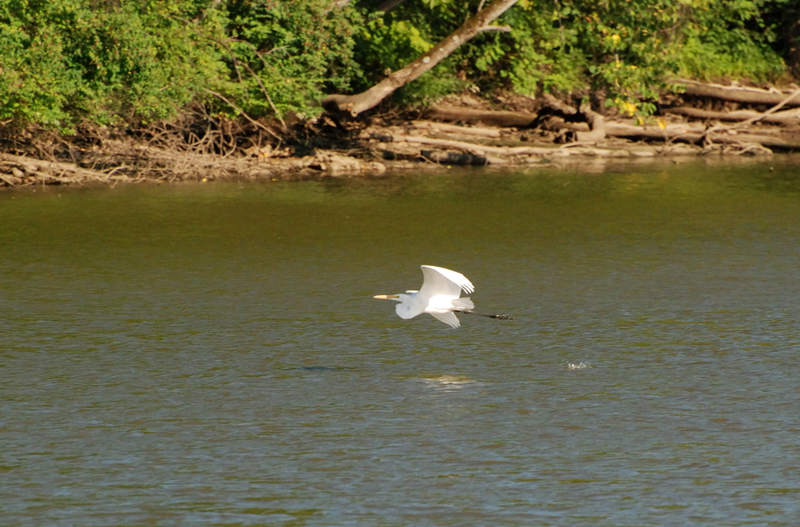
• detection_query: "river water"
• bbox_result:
[2,157,800,525]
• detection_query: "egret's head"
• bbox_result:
[374,293,414,303]
[373,294,401,301]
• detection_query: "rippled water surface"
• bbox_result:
[2,158,800,525]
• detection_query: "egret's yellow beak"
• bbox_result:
[373,294,399,299]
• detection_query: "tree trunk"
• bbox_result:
[322,0,518,116]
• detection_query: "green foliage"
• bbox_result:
[357,16,433,73]
[356,0,790,116]
[0,0,224,131]
[0,0,795,130]
[222,0,362,118]
[352,2,471,103]
[501,4,589,96]
[675,1,787,81]
[495,0,787,116]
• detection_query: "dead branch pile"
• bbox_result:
[352,81,800,166]
[0,115,385,187]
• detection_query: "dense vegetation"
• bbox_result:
[1,0,797,132]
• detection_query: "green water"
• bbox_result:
[2,157,800,525]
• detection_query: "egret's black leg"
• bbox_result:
[454,310,514,320]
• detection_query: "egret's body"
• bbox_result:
[374,265,476,328]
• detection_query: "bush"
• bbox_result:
[0,0,794,130]
[220,0,363,119]
[356,0,789,116]
[500,0,787,115]
[0,1,224,131]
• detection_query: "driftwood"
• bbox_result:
[677,79,800,107]
[604,122,704,141]
[410,120,502,138]
[703,131,800,150]
[1,153,113,179]
[0,153,133,186]
[0,145,385,187]
[368,129,764,164]
[576,104,606,143]
[364,132,555,156]
[664,106,800,126]
[369,80,800,165]
[360,128,701,165]
[356,78,800,166]
[426,105,537,127]
[322,0,517,115]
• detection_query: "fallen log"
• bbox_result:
[599,121,800,150]
[0,172,21,186]
[676,79,800,107]
[410,120,502,138]
[664,106,800,125]
[426,105,537,127]
[704,132,800,150]
[367,132,643,160]
[604,122,705,141]
[383,134,555,156]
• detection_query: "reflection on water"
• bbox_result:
[420,375,478,391]
[567,361,591,370]
[2,156,800,525]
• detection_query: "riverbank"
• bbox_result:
[2,81,799,188]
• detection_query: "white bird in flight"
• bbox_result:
[373,265,513,328]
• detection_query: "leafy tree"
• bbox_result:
[220,0,363,119]
[0,0,794,129]
[0,0,224,130]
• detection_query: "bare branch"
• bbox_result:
[202,88,281,140]
[477,25,512,33]
[322,0,518,116]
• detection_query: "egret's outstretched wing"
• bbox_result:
[430,311,461,328]
[396,300,424,320]
[451,297,474,311]
[419,265,474,298]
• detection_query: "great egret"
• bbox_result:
[373,265,513,328]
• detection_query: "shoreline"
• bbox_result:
[0,141,794,189]
[3,85,800,188]
[3,145,797,190]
